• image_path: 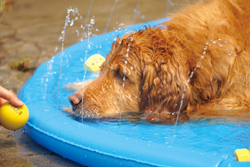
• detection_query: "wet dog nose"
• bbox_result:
[68,94,82,111]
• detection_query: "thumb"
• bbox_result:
[9,96,25,107]
[0,86,24,107]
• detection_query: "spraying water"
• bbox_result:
[81,16,96,121]
[132,0,141,25]
[80,0,95,40]
[173,38,237,132]
[104,0,119,33]
[56,7,85,110]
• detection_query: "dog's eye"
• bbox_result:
[117,69,129,81]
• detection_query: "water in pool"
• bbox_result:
[39,44,250,158]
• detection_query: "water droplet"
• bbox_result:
[184,87,187,91]
[76,30,79,36]
[75,16,78,20]
[96,28,99,32]
[70,20,74,26]
[141,15,145,19]
[54,46,58,52]
[90,19,95,24]
[201,55,205,59]
[58,36,62,42]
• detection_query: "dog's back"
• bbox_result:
[160,0,250,118]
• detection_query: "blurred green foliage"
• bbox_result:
[8,57,31,71]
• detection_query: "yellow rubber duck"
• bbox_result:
[84,54,105,72]
[0,102,29,131]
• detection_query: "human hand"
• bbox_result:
[0,86,24,107]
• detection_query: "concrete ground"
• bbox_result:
[0,0,196,166]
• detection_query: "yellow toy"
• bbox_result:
[0,102,29,131]
[235,148,250,161]
[84,54,105,72]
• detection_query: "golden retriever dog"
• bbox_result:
[69,0,250,123]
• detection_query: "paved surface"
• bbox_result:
[0,0,196,166]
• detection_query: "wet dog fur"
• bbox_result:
[69,0,250,123]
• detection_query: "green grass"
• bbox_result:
[8,57,31,71]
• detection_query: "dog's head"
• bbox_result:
[69,26,191,122]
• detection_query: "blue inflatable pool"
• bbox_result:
[18,19,250,167]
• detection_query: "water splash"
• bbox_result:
[13,131,18,147]
[119,29,135,125]
[166,0,175,15]
[54,46,58,52]
[174,38,238,132]
[80,0,94,40]
[104,0,119,33]
[81,16,96,122]
[132,0,141,25]
[42,57,56,99]
[57,7,82,110]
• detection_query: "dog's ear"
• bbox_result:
[140,50,191,120]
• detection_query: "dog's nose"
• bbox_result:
[68,94,82,111]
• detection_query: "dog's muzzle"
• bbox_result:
[68,93,82,112]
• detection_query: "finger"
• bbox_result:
[0,86,24,107]
[0,98,7,106]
